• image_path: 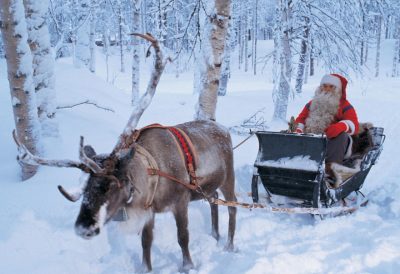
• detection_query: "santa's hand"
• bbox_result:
[325,122,347,138]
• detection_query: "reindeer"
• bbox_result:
[13,34,237,273]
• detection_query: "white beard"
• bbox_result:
[305,87,341,134]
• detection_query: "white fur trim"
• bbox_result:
[344,134,353,159]
[338,121,349,132]
[341,120,355,135]
[330,162,360,187]
[320,74,341,89]
[297,123,305,130]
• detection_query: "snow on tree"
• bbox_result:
[74,0,91,69]
[272,0,292,122]
[131,0,141,106]
[195,0,231,121]
[294,3,311,94]
[375,14,382,77]
[218,18,233,96]
[89,0,96,73]
[23,0,58,137]
[0,0,42,180]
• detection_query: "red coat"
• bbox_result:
[295,74,359,135]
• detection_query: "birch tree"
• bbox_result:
[23,0,58,136]
[195,0,231,120]
[218,19,233,96]
[393,22,400,77]
[0,0,42,180]
[272,0,292,121]
[74,0,91,69]
[295,3,310,94]
[375,14,382,77]
[131,0,141,105]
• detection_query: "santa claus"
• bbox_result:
[295,74,359,186]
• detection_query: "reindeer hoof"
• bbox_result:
[179,261,195,273]
[140,263,152,273]
[224,243,235,252]
[211,230,220,241]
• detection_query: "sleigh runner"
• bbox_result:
[250,126,384,216]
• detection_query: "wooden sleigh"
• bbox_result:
[251,126,385,217]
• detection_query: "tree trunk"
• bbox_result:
[195,0,231,121]
[253,0,258,75]
[132,0,141,105]
[304,49,309,84]
[118,4,125,73]
[218,19,233,96]
[295,17,309,94]
[392,24,400,77]
[23,0,58,137]
[375,15,382,77]
[360,12,365,66]
[89,0,96,73]
[272,0,291,121]
[0,0,42,180]
[244,6,249,72]
[75,0,90,69]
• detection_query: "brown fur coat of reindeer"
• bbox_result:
[13,33,237,273]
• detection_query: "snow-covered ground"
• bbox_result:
[1,41,400,274]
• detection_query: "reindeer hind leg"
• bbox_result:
[209,191,220,241]
[219,171,237,252]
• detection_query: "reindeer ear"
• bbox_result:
[83,145,96,159]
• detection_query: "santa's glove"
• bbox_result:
[295,128,303,134]
[325,122,347,139]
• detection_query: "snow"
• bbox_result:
[258,155,319,172]
[1,40,400,273]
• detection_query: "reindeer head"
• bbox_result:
[73,147,137,239]
[13,130,137,239]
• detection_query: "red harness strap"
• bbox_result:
[119,124,199,188]
[167,127,198,184]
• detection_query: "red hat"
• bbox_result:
[321,73,348,100]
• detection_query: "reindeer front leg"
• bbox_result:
[141,215,155,272]
[173,204,194,272]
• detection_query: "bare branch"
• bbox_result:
[57,100,115,113]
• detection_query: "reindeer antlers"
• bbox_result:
[113,33,169,154]
[12,130,104,174]
[130,32,157,43]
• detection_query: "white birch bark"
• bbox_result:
[218,20,233,96]
[244,4,249,72]
[0,0,42,180]
[75,0,90,69]
[195,0,231,121]
[392,22,399,77]
[23,0,58,137]
[375,15,382,77]
[272,0,291,121]
[89,1,96,73]
[118,3,125,73]
[131,0,141,106]
[295,17,310,94]
[253,0,258,75]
